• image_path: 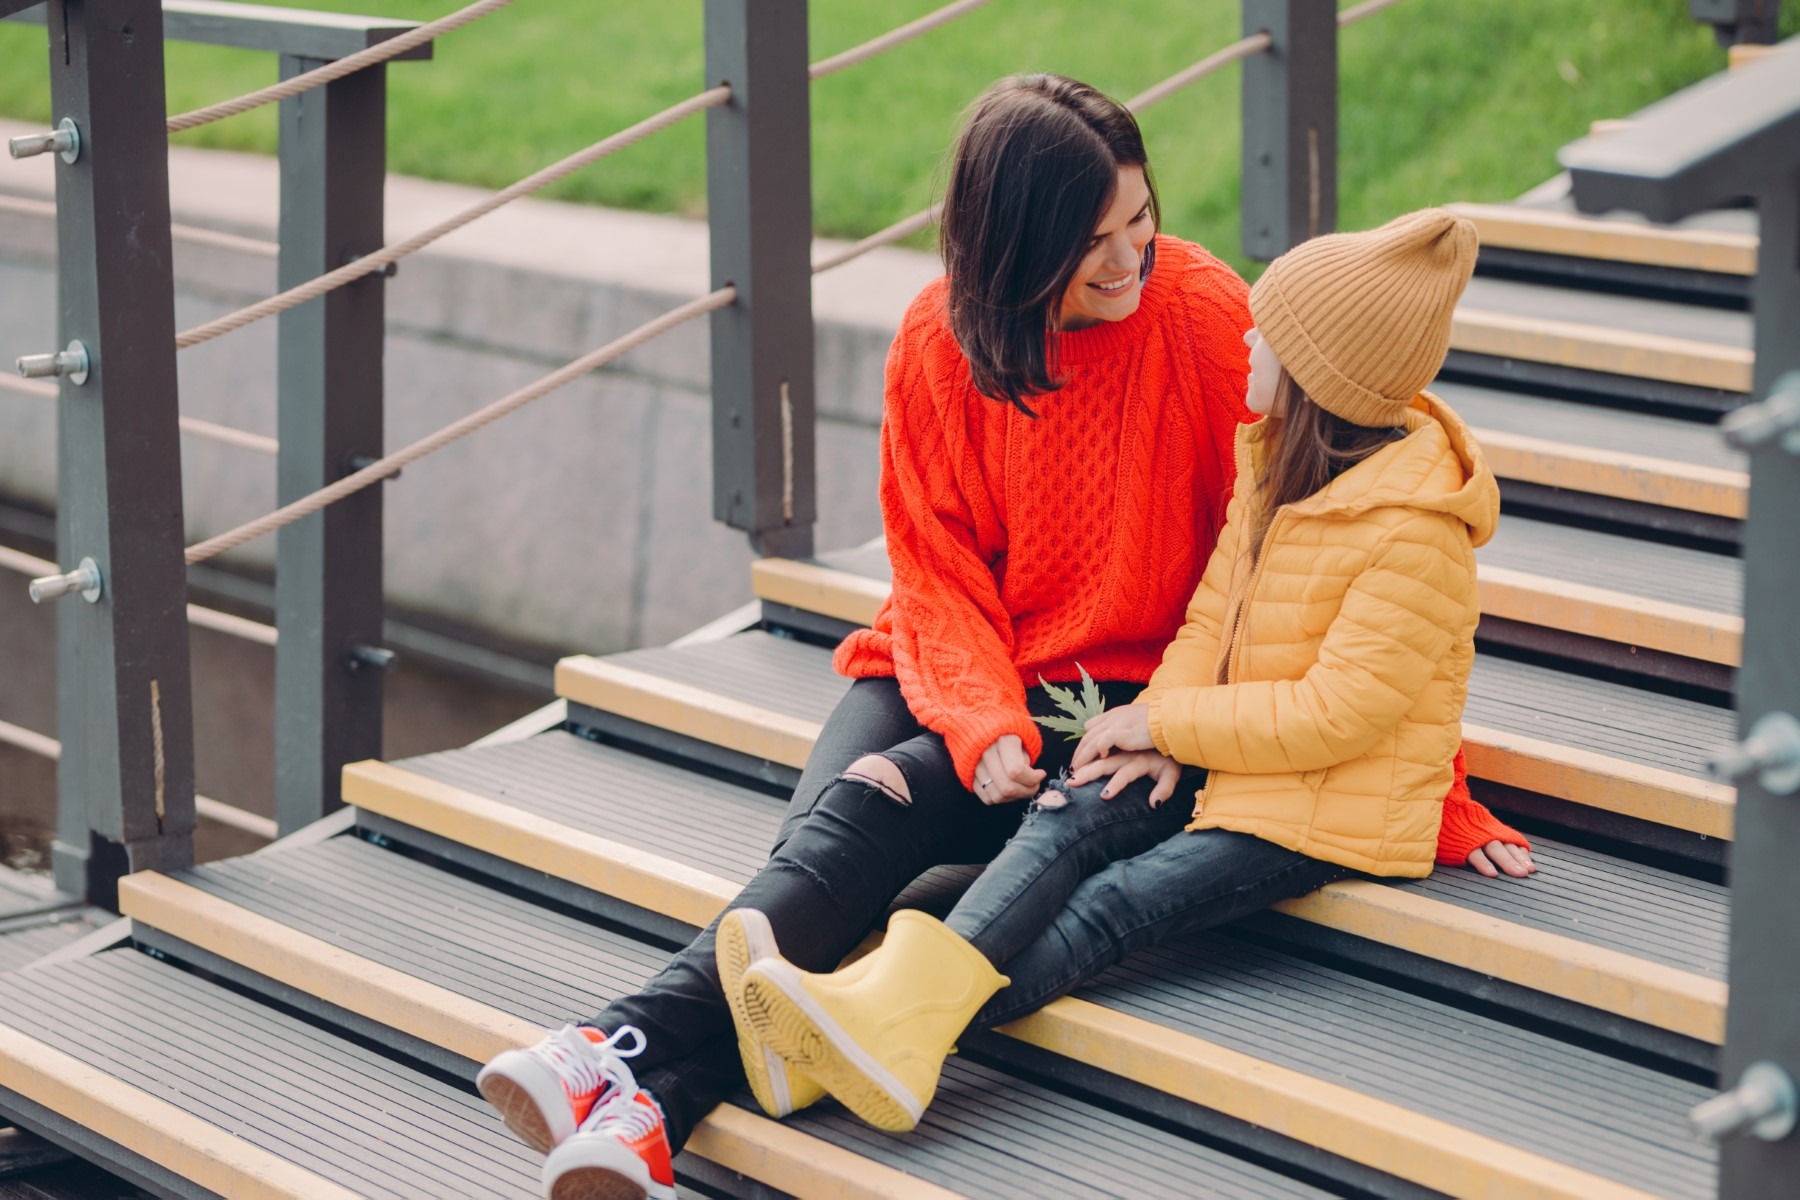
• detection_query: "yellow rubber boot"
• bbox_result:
[716,909,826,1117]
[739,911,1008,1132]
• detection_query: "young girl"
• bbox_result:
[730,207,1508,1134]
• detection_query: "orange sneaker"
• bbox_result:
[477,1024,646,1154]
[540,1086,676,1200]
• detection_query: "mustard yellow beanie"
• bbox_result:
[1248,208,1479,427]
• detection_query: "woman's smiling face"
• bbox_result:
[1056,166,1155,331]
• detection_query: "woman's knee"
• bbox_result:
[841,753,912,806]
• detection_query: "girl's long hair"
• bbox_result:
[940,74,1159,415]
[1247,372,1407,558]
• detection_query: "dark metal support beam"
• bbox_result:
[273,55,389,834]
[1240,0,1337,262]
[703,0,816,559]
[5,1,434,60]
[45,0,197,909]
[1689,0,1783,46]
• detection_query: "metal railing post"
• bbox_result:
[1240,0,1338,262]
[38,0,197,907]
[273,55,389,833]
[1689,0,1782,47]
[703,0,817,560]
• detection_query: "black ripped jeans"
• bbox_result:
[588,675,1147,1150]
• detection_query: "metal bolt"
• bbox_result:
[1709,710,1800,796]
[1691,1062,1798,1143]
[347,453,400,481]
[1721,370,1800,454]
[8,118,81,164]
[344,644,398,674]
[16,340,91,386]
[28,557,102,604]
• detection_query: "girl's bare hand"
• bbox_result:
[1468,841,1536,878]
[974,734,1045,805]
[1068,750,1184,807]
[1072,704,1155,769]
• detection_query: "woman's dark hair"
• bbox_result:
[1248,371,1407,560]
[940,74,1159,414]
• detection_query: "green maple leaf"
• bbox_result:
[1032,664,1108,741]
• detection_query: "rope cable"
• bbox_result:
[0,194,278,257]
[1,372,276,454]
[183,286,736,566]
[809,0,995,79]
[166,0,518,134]
[173,85,731,352]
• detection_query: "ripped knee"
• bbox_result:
[839,753,912,806]
[1033,789,1069,811]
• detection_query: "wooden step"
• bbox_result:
[559,632,1737,849]
[350,720,1727,1063]
[1449,201,1757,277]
[119,840,1336,1200]
[1447,277,1753,412]
[753,518,1745,676]
[0,950,538,1199]
[324,759,1713,1200]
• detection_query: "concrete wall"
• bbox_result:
[0,119,935,654]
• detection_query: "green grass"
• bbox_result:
[1,1,1792,277]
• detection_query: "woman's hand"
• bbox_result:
[1068,750,1185,807]
[1468,841,1536,878]
[974,734,1046,805]
[1072,705,1156,769]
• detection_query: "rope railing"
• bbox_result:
[0,194,278,258]
[183,286,736,566]
[0,717,276,840]
[173,85,731,351]
[812,0,1409,275]
[165,0,518,134]
[0,373,277,455]
[0,543,278,645]
[809,0,995,80]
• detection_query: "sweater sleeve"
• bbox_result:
[874,333,1040,788]
[1148,514,1474,773]
[1435,747,1532,866]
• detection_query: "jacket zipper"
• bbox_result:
[1196,512,1282,816]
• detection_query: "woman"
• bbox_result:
[479,76,1531,1200]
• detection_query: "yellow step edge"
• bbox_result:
[122,875,966,1200]
[0,1017,365,1200]
[1474,427,1748,520]
[1002,999,1662,1200]
[1477,563,1742,667]
[341,771,1665,1200]
[1272,881,1726,1043]
[593,593,1737,839]
[1446,202,1757,276]
[1451,309,1754,394]
[759,554,1741,669]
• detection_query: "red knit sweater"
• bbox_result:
[835,236,1526,867]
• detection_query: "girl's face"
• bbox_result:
[1244,326,1284,416]
[1056,166,1155,332]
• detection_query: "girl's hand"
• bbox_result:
[1072,705,1155,769]
[1468,841,1536,878]
[974,734,1046,805]
[1068,750,1185,807]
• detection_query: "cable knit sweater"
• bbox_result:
[834,235,1526,865]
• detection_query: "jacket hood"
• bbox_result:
[1239,390,1499,547]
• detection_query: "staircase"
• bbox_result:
[0,192,1751,1198]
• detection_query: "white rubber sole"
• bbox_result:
[541,1135,675,1200]
[740,958,925,1132]
[717,908,796,1116]
[478,1048,577,1155]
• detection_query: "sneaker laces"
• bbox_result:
[581,1086,664,1141]
[537,1023,646,1102]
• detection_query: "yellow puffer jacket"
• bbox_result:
[1141,391,1499,877]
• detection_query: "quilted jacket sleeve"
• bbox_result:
[1147,513,1474,773]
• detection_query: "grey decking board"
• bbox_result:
[174,841,1328,1199]
[0,955,538,1198]
[1080,937,1714,1198]
[602,630,1734,784]
[171,837,1697,1195]
[0,911,108,974]
[1481,516,1740,614]
[1459,276,1752,351]
[818,541,893,582]
[1432,381,1744,473]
